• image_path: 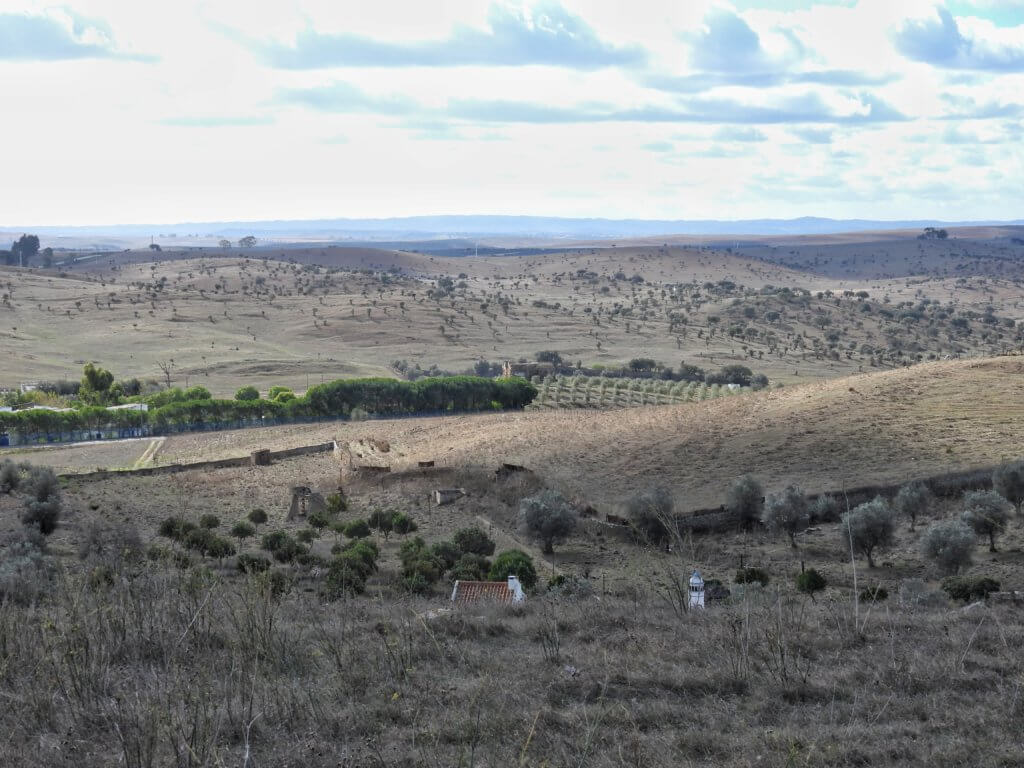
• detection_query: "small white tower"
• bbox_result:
[689,570,705,609]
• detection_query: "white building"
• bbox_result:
[689,570,705,609]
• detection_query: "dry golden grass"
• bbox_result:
[16,355,1022,601]
[6,241,1015,396]
[1,549,1023,767]
[142,357,1024,510]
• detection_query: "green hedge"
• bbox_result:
[0,376,537,439]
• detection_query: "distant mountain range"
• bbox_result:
[7,215,1024,241]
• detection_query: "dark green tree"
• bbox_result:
[452,526,495,556]
[11,234,39,267]
[488,549,537,590]
[235,385,259,401]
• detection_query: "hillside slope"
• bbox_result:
[144,357,1024,509]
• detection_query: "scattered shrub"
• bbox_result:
[325,556,368,597]
[342,539,379,577]
[796,568,827,599]
[158,515,196,542]
[260,530,303,563]
[184,529,235,559]
[546,574,594,599]
[259,569,292,598]
[231,521,256,541]
[343,519,371,539]
[452,527,495,557]
[735,567,770,587]
[0,459,21,494]
[248,508,268,526]
[21,465,61,535]
[400,571,432,595]
[430,540,461,570]
[0,529,54,605]
[77,521,143,571]
[898,578,947,609]
[391,511,417,535]
[367,509,394,538]
[237,553,271,574]
[859,585,889,602]
[941,575,1001,603]
[306,507,332,531]
[625,485,673,544]
[448,553,490,582]
[326,493,348,514]
[199,514,220,530]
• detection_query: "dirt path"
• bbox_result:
[132,438,166,469]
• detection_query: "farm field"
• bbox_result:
[526,374,753,409]
[0,437,154,474]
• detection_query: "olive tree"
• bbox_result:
[920,519,974,575]
[892,482,931,531]
[520,490,577,554]
[726,475,763,528]
[762,485,809,547]
[625,485,673,544]
[810,495,841,523]
[840,497,896,568]
[992,460,1024,517]
[961,490,1010,552]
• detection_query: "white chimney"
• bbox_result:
[507,574,525,602]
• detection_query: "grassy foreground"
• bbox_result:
[1,560,1022,767]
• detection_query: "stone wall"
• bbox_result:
[64,441,337,482]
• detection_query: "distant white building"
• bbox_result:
[689,570,705,609]
[106,403,149,412]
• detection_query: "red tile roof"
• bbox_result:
[451,580,517,605]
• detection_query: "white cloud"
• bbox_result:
[0,0,1021,226]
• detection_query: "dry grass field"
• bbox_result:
[6,355,1022,591]
[3,357,1024,765]
[3,231,1023,396]
[79,356,1021,509]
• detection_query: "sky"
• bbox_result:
[0,0,1022,226]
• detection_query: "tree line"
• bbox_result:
[0,369,538,440]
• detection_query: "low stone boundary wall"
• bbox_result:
[63,441,337,482]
